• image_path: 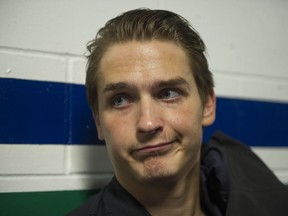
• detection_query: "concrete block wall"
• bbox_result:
[1,0,288,193]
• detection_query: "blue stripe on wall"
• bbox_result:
[204,97,288,146]
[0,78,102,145]
[0,78,287,146]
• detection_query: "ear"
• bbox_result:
[94,113,104,141]
[202,90,216,127]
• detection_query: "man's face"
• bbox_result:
[95,40,215,185]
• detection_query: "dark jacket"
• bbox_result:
[66,131,288,216]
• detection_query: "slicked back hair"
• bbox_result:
[86,8,214,112]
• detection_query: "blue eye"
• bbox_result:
[111,95,131,108]
[159,89,181,100]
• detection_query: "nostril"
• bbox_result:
[138,125,163,134]
[136,115,164,134]
[136,125,163,143]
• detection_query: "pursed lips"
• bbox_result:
[132,141,175,154]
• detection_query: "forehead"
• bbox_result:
[98,40,192,81]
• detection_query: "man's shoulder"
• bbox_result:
[203,131,288,215]
[65,177,151,216]
[65,189,106,216]
[65,178,117,216]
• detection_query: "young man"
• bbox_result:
[67,9,288,216]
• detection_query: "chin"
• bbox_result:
[139,156,179,184]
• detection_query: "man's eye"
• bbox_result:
[111,95,131,108]
[159,89,181,100]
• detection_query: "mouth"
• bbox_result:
[133,141,175,155]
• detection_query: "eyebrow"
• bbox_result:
[102,76,191,93]
[102,82,132,93]
[155,77,190,90]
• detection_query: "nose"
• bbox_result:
[136,97,163,134]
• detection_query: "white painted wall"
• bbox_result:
[0,0,288,192]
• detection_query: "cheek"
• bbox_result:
[167,104,204,154]
[168,104,203,132]
[100,114,132,150]
[99,117,130,167]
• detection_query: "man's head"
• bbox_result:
[85,8,216,187]
[86,8,214,113]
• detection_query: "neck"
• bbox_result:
[119,162,204,216]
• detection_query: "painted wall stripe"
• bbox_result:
[0,144,287,192]
[204,97,288,146]
[0,78,102,145]
[0,78,287,146]
[0,190,99,216]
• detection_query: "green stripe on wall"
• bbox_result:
[1,186,288,215]
[0,190,99,216]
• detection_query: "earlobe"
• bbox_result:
[94,113,104,141]
[202,91,216,126]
